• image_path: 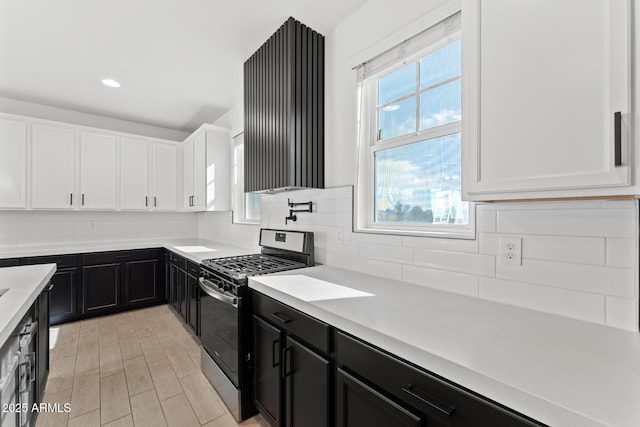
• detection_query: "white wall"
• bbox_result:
[0,97,189,141]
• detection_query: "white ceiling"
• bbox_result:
[0,0,367,133]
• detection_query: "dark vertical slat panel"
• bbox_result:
[259,44,265,190]
[243,60,249,192]
[295,23,303,187]
[314,34,324,188]
[288,19,296,187]
[311,31,318,188]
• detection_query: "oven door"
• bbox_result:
[198,277,241,387]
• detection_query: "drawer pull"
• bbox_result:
[115,255,131,260]
[402,384,455,418]
[272,340,280,367]
[272,312,292,324]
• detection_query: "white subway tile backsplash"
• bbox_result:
[482,234,605,265]
[605,296,638,330]
[351,256,403,280]
[413,248,495,277]
[402,235,479,254]
[403,265,479,297]
[497,204,636,238]
[479,277,606,324]
[606,238,636,269]
[358,242,413,264]
[496,259,634,299]
[195,187,638,331]
[476,207,497,232]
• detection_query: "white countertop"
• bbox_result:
[0,264,56,346]
[0,238,253,264]
[249,266,640,427]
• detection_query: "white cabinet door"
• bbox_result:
[0,117,27,208]
[462,0,631,200]
[80,131,118,209]
[31,123,76,209]
[192,130,207,210]
[183,138,194,210]
[120,137,149,210]
[151,142,178,210]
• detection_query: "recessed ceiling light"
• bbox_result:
[101,78,121,88]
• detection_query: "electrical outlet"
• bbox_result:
[335,228,344,244]
[500,237,522,266]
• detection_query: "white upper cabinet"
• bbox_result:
[80,131,118,209]
[151,142,178,210]
[120,136,150,210]
[183,136,195,210]
[0,116,27,208]
[31,123,76,209]
[462,0,632,200]
[182,124,230,212]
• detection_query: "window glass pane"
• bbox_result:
[377,96,416,141]
[245,193,261,220]
[420,39,461,88]
[374,133,467,225]
[378,62,416,105]
[419,79,461,130]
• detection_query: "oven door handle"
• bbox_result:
[198,277,239,308]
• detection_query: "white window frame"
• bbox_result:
[354,10,474,239]
[232,133,261,224]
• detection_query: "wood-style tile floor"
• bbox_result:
[36,305,269,427]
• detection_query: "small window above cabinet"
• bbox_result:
[182,124,230,212]
[462,0,634,201]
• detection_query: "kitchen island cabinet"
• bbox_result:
[462,0,634,200]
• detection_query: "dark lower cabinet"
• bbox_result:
[253,315,283,426]
[83,263,120,314]
[336,332,544,427]
[166,251,200,335]
[0,258,20,267]
[285,337,331,427]
[124,259,158,307]
[186,272,199,334]
[82,249,162,318]
[49,268,78,324]
[22,255,80,325]
[337,368,422,427]
[252,292,332,427]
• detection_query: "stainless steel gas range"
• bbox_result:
[198,228,314,422]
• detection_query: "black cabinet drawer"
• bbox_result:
[186,260,200,276]
[23,254,77,269]
[0,258,20,267]
[336,332,543,427]
[83,248,159,266]
[253,291,331,355]
[168,251,187,270]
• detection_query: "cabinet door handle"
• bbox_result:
[282,346,292,378]
[402,384,455,419]
[271,312,292,324]
[154,196,157,207]
[70,193,73,206]
[614,111,622,166]
[145,196,148,207]
[82,194,85,206]
[272,339,280,367]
